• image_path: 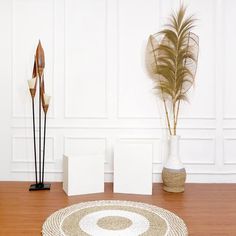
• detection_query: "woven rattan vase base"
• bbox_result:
[162,167,186,193]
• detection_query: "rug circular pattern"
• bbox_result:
[42,200,188,236]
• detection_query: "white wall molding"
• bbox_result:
[11,168,62,174]
[223,138,236,165]
[64,0,108,119]
[63,136,108,163]
[12,136,55,164]
[222,0,236,119]
[118,137,162,164]
[11,135,57,177]
[3,0,236,183]
[12,0,56,119]
[180,137,216,165]
[116,0,161,119]
[11,118,217,130]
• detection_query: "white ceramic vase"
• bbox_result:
[162,135,186,193]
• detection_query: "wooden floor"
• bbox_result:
[0,182,236,235]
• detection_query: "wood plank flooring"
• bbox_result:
[0,182,236,235]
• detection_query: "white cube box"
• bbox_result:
[63,154,104,196]
[114,143,153,195]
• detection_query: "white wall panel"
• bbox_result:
[119,138,162,164]
[1,0,235,182]
[223,0,236,118]
[117,0,160,118]
[178,0,216,118]
[64,137,106,158]
[12,0,54,118]
[0,0,13,180]
[12,136,54,163]
[223,138,236,164]
[65,0,107,118]
[180,138,215,165]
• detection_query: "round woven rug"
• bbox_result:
[42,200,188,236]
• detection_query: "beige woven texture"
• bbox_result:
[162,168,186,193]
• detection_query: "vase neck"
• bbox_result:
[164,135,183,169]
[169,135,180,157]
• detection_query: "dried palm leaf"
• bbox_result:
[146,6,199,135]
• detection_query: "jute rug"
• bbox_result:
[42,200,188,236]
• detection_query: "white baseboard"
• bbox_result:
[4,172,236,184]
[105,173,236,183]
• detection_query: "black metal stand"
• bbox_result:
[29,183,51,191]
[39,76,42,185]
[29,73,50,191]
[32,98,38,185]
[42,112,47,184]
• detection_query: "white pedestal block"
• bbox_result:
[114,143,153,195]
[63,155,104,196]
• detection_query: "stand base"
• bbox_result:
[29,183,51,191]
